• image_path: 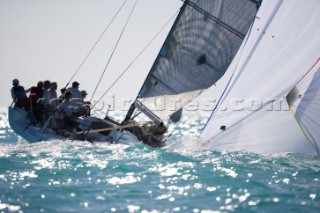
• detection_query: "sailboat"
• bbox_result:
[14,0,320,155]
[8,0,260,146]
[200,0,320,156]
[9,0,261,147]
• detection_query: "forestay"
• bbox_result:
[135,0,260,122]
[200,0,320,155]
[288,60,320,154]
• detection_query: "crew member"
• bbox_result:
[11,79,37,125]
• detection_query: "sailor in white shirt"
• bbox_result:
[45,82,58,106]
[66,81,85,115]
[61,91,73,117]
[66,81,82,99]
[42,80,51,102]
[44,82,64,124]
[61,91,78,131]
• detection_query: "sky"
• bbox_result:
[0,0,183,109]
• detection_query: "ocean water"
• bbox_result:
[0,108,319,213]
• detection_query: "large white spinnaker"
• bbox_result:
[200,0,320,155]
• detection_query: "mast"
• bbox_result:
[123,0,190,125]
[124,0,259,125]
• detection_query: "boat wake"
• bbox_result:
[164,136,206,153]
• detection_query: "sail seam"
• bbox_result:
[126,0,190,122]
[150,74,178,94]
[213,0,284,110]
[175,41,220,72]
[288,58,320,155]
[186,1,248,39]
[138,0,190,98]
[200,21,255,136]
[296,58,320,87]
[201,99,277,140]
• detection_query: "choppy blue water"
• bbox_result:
[0,108,319,213]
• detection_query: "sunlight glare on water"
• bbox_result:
[0,108,319,212]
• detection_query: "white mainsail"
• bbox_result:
[200,0,320,155]
[130,0,261,123]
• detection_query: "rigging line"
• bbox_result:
[186,1,246,39]
[296,58,320,87]
[75,122,151,134]
[200,21,255,136]
[130,109,142,120]
[288,106,320,155]
[92,8,181,108]
[287,58,320,155]
[201,0,284,132]
[208,99,277,120]
[90,0,139,103]
[204,99,277,140]
[64,0,129,89]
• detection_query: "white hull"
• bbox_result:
[8,106,139,145]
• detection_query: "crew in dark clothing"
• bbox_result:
[11,79,37,125]
[29,81,45,124]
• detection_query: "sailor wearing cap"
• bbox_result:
[11,79,26,103]
[66,81,82,99]
[10,79,37,125]
[80,90,90,116]
[12,78,19,85]
[65,81,84,115]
